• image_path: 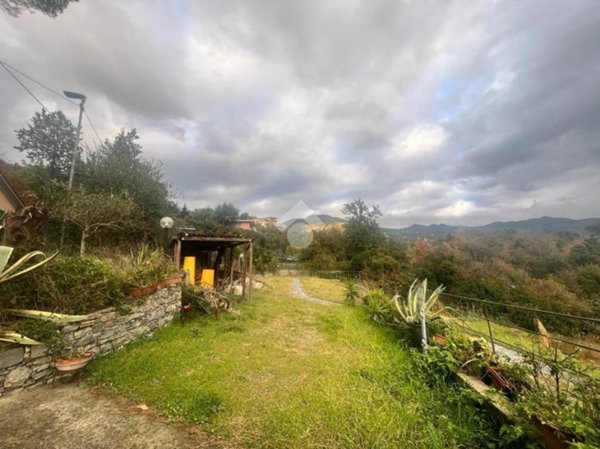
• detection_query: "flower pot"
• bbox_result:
[159,274,183,289]
[55,352,94,372]
[130,284,158,298]
[432,334,447,345]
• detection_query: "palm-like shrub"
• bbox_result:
[393,278,445,325]
[343,279,361,305]
[364,288,393,324]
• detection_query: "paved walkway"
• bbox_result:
[0,384,231,449]
[290,277,341,306]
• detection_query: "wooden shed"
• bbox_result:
[172,234,254,299]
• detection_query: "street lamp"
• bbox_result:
[160,216,174,256]
[60,90,87,247]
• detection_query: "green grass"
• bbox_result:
[298,275,346,303]
[89,276,497,449]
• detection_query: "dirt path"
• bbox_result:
[290,277,341,306]
[0,384,229,449]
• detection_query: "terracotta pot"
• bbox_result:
[159,274,183,289]
[130,284,158,298]
[432,334,447,345]
[55,352,94,372]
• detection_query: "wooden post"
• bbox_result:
[241,245,247,299]
[214,248,223,287]
[173,238,182,269]
[228,246,234,289]
[248,241,254,300]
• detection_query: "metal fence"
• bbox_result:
[297,269,600,377]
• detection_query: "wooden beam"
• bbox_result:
[178,236,252,243]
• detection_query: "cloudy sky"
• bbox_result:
[1,0,599,227]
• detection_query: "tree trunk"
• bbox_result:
[80,228,88,256]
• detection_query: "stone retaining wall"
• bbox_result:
[0,284,181,397]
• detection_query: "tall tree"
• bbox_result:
[15,110,79,181]
[342,199,384,255]
[82,128,171,235]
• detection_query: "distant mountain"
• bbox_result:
[384,216,600,241]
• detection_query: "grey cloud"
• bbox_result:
[1,0,599,226]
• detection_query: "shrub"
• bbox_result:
[0,256,128,314]
[343,279,361,305]
[363,289,394,324]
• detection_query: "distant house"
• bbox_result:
[229,217,278,231]
[229,219,256,231]
[0,161,25,213]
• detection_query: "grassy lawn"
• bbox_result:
[89,276,496,449]
[298,275,346,303]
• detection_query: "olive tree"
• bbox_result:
[60,190,136,255]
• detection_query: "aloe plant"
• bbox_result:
[0,245,59,345]
[0,331,42,345]
[393,278,446,325]
[0,246,58,285]
[5,309,90,323]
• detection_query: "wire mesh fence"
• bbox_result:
[293,269,600,377]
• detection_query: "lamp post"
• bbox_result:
[160,216,174,256]
[60,90,87,247]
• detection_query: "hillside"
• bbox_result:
[384,216,600,241]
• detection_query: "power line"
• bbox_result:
[0,59,77,106]
[84,111,102,144]
[0,60,49,112]
[0,59,104,143]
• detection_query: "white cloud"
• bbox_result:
[392,125,448,157]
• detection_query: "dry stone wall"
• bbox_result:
[0,284,181,397]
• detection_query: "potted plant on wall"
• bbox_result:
[393,278,446,349]
[55,349,94,373]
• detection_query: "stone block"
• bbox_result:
[32,356,52,366]
[4,366,31,388]
[73,326,93,339]
[30,344,48,358]
[0,347,24,369]
[78,319,97,328]
[61,323,79,333]
[33,362,50,372]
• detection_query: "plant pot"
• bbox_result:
[130,284,158,298]
[55,352,94,372]
[159,274,183,289]
[432,334,447,345]
[531,416,576,449]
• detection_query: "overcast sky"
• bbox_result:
[1,1,599,227]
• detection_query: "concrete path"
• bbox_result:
[290,277,341,306]
[0,384,231,449]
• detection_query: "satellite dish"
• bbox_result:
[160,216,174,229]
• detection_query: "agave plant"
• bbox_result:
[0,245,59,345]
[0,246,58,285]
[393,278,446,325]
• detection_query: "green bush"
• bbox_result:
[0,247,177,314]
[363,289,394,324]
[0,256,128,314]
